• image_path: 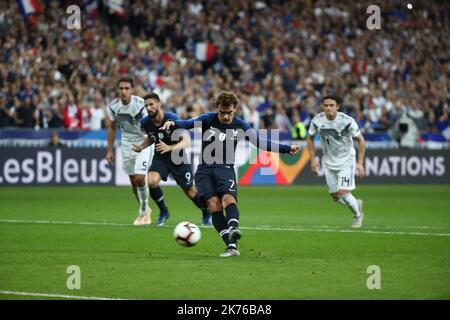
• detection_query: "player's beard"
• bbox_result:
[150,110,158,118]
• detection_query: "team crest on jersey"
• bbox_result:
[219,132,226,142]
[158,132,164,140]
[320,128,343,139]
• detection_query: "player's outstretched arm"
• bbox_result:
[245,126,297,154]
[306,134,319,175]
[106,119,117,165]
[160,119,195,130]
[160,113,212,131]
[355,133,366,178]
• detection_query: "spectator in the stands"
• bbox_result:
[0,93,15,128]
[14,96,36,128]
[48,131,65,148]
[62,94,80,130]
[0,0,447,144]
[291,110,307,140]
[91,97,106,130]
[78,101,93,130]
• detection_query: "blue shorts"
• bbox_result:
[150,156,194,189]
[194,165,237,203]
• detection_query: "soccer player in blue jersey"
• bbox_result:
[132,93,211,226]
[161,91,302,257]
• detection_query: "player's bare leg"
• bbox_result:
[131,182,139,204]
[131,175,151,226]
[332,190,363,228]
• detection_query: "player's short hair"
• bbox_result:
[117,76,134,88]
[322,94,341,106]
[143,92,160,102]
[215,91,239,108]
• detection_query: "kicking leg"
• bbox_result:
[207,196,228,246]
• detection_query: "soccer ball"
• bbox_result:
[173,221,201,247]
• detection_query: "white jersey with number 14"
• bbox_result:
[308,112,361,170]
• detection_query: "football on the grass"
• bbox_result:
[173,221,201,247]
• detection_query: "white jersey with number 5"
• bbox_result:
[308,112,360,170]
[107,95,147,145]
[107,95,154,176]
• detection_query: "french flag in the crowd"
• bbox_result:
[17,0,41,17]
[84,0,98,19]
[194,42,216,62]
[105,0,124,16]
[439,121,450,141]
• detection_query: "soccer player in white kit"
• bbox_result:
[106,76,154,225]
[306,95,366,228]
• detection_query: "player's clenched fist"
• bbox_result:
[106,150,114,165]
[356,162,365,178]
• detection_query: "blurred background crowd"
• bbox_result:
[0,0,449,145]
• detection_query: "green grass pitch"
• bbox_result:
[0,185,449,299]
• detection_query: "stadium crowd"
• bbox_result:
[0,0,449,144]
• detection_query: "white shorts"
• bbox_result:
[325,162,356,194]
[121,143,155,176]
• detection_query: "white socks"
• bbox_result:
[338,193,361,217]
[137,185,149,215]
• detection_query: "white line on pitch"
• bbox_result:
[0,290,128,300]
[240,226,450,237]
[0,219,130,227]
[1,219,450,237]
[298,225,446,230]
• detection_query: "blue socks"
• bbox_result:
[225,203,239,229]
[150,186,168,213]
[211,211,230,247]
